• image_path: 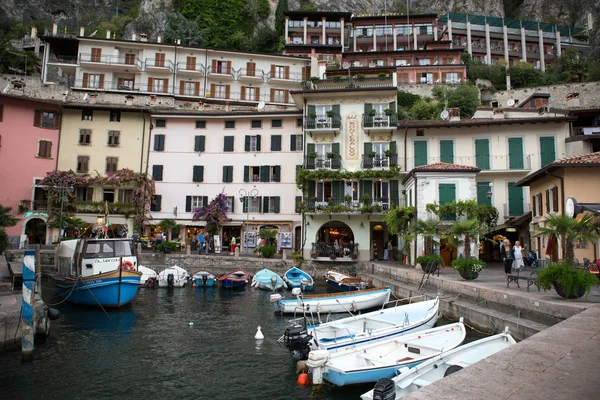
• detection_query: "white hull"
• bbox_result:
[158,266,189,288]
[138,266,158,286]
[360,330,516,400]
[278,287,391,314]
[308,298,439,352]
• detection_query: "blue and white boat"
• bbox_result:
[306,321,466,387]
[52,238,141,308]
[283,266,314,291]
[219,268,249,288]
[251,268,287,291]
[326,270,368,291]
[193,269,216,287]
[361,328,516,399]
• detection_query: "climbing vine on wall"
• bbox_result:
[425,200,499,233]
[296,165,402,191]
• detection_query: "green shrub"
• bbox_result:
[415,254,444,267]
[157,241,179,253]
[258,245,276,258]
[292,251,304,264]
[536,262,598,297]
[451,258,486,273]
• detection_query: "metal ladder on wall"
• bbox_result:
[418,260,440,291]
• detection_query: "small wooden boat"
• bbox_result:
[158,266,189,288]
[360,328,516,400]
[252,268,287,291]
[193,270,216,287]
[283,266,314,291]
[218,268,250,288]
[326,270,368,291]
[307,321,466,386]
[275,286,391,314]
[138,266,158,287]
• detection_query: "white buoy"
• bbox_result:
[254,325,264,340]
[188,322,194,327]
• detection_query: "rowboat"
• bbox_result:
[361,328,516,400]
[251,268,287,291]
[307,321,466,386]
[325,270,368,291]
[219,268,250,288]
[192,270,217,287]
[158,266,189,288]
[52,238,141,307]
[275,286,391,314]
[286,297,440,358]
[283,266,314,291]
[138,266,158,287]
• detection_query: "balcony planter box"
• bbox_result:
[326,110,335,118]
[368,109,377,116]
[384,109,393,116]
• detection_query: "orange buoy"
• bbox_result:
[297,372,310,386]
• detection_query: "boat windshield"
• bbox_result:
[83,240,134,258]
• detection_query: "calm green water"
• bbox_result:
[0,281,484,400]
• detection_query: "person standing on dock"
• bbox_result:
[501,239,515,278]
[197,231,205,255]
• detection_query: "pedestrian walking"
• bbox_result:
[197,230,205,255]
[501,239,515,278]
[513,241,524,271]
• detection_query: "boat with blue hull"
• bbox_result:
[219,268,250,288]
[193,270,216,287]
[52,238,141,307]
[306,321,466,387]
[252,268,287,291]
[283,267,314,291]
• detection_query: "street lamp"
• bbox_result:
[486,182,493,200]
[239,188,259,255]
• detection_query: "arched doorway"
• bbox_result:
[314,221,355,258]
[25,218,47,245]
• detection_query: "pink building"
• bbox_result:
[0,95,61,246]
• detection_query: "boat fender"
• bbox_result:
[255,326,264,340]
[296,361,309,374]
[352,301,357,312]
[297,372,310,386]
[47,307,61,321]
[36,317,50,337]
[444,365,463,377]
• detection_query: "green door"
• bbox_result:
[540,136,556,167]
[439,183,456,220]
[508,182,524,216]
[476,181,492,206]
[414,141,428,167]
[440,140,454,164]
[508,137,524,169]
[475,139,490,170]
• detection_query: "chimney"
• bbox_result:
[106,30,111,39]
[492,109,505,120]
[447,108,460,122]
[566,93,580,107]
[31,27,37,38]
[52,23,57,35]
[157,36,161,43]
[140,33,148,42]
[132,33,136,41]
[79,27,85,36]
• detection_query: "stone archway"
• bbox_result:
[25,218,47,245]
[313,221,356,258]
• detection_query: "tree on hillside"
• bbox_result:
[432,85,480,118]
[257,0,271,19]
[275,0,289,36]
[407,98,442,120]
[508,62,547,88]
[163,13,207,46]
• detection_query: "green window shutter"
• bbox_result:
[388,101,396,114]
[152,165,163,181]
[307,143,315,154]
[389,141,397,166]
[242,197,248,213]
[508,182,524,216]
[332,104,340,115]
[364,142,373,168]
[202,196,208,207]
[364,103,373,113]
[260,165,269,182]
[229,196,235,213]
[439,183,456,220]
[414,141,428,167]
[185,195,192,212]
[224,136,234,152]
[295,196,302,213]
[271,135,281,151]
[475,139,490,170]
[222,166,228,182]
[273,166,281,182]
[150,195,162,212]
[193,165,204,182]
[440,140,454,164]
[477,181,492,206]
[307,181,316,198]
[290,135,297,151]
[306,105,316,129]
[364,103,373,127]
[244,135,251,151]
[390,180,399,207]
[154,134,165,151]
[199,135,205,152]
[263,196,270,213]
[332,180,343,202]
[508,138,524,169]
[360,180,372,200]
[256,135,261,151]
[194,135,205,152]
[540,136,556,167]
[331,143,341,169]
[331,105,340,128]
[274,197,280,213]
[243,166,249,182]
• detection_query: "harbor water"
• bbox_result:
[0,280,486,400]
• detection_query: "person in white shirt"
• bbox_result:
[513,241,524,271]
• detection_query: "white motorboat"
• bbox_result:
[158,265,190,288]
[138,265,158,287]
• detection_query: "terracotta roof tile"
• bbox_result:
[397,116,574,128]
[413,162,481,172]
[550,152,600,165]
[515,152,600,186]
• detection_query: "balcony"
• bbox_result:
[75,201,137,215]
[207,66,234,80]
[363,112,398,131]
[310,242,359,261]
[304,114,341,134]
[504,202,531,219]
[236,68,265,81]
[302,76,394,91]
[266,71,303,82]
[176,61,205,76]
[404,155,532,172]
[304,197,402,214]
[361,154,398,169]
[79,53,143,71]
[304,156,341,170]
[145,58,175,72]
[47,55,78,66]
[72,79,174,94]
[573,126,600,136]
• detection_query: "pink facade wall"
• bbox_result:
[0,96,60,236]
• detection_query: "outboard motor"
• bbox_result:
[202,275,208,285]
[372,378,396,400]
[270,275,278,290]
[283,325,313,361]
[167,273,175,287]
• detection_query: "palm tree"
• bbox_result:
[411,219,442,255]
[445,219,480,259]
[535,214,600,262]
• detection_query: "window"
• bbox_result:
[154,134,165,151]
[107,131,120,146]
[271,119,282,128]
[269,166,281,182]
[413,141,427,167]
[155,119,166,128]
[223,136,234,152]
[85,73,104,89]
[110,111,121,122]
[192,165,204,182]
[124,53,136,65]
[194,135,205,152]
[297,118,303,127]
[214,60,229,74]
[533,193,543,217]
[546,187,559,213]
[245,166,261,182]
[91,48,102,62]
[251,120,262,128]
[345,181,359,201]
[263,196,281,214]
[508,182,524,216]
[222,166,233,183]
[475,139,490,170]
[196,120,206,129]
[214,84,227,99]
[439,140,454,164]
[117,78,134,90]
[37,140,52,158]
[34,110,59,129]
[191,196,206,209]
[186,56,197,70]
[119,189,134,203]
[82,110,93,121]
[243,196,261,213]
[103,188,115,202]
[76,187,93,201]
[152,165,163,181]
[150,195,162,211]
[271,135,281,151]
[224,120,235,129]
[152,78,168,93]
[183,81,200,96]
[243,87,258,101]
[226,196,234,213]
[272,89,287,103]
[374,180,389,204]
[274,65,286,79]
[79,129,91,145]
[445,72,458,83]
[106,157,118,173]
[245,135,261,152]
[77,156,89,173]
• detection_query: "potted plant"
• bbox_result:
[384,108,393,116]
[308,151,318,159]
[344,194,352,205]
[356,74,365,81]
[292,251,304,266]
[332,75,342,82]
[309,112,317,119]
[258,245,276,258]
[415,254,444,273]
[378,73,388,80]
[309,76,321,83]
[368,109,377,116]
[384,149,396,157]
[368,151,377,158]
[536,262,598,299]
[157,241,178,254]
[326,110,335,118]
[326,151,337,159]
[451,258,486,280]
